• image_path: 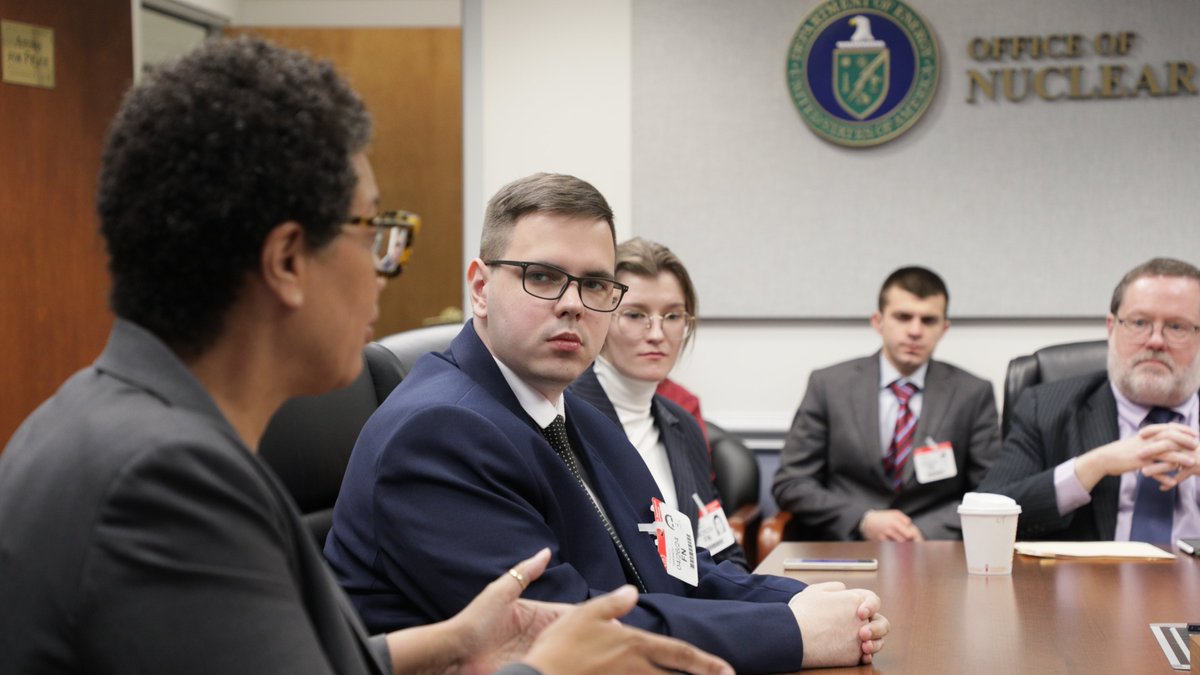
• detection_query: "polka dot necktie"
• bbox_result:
[542,415,646,591]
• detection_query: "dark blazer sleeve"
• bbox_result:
[82,441,379,675]
[977,374,1118,540]
[654,395,751,570]
[772,368,870,539]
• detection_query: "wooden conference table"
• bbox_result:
[756,541,1199,674]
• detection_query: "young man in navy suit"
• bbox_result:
[326,173,889,672]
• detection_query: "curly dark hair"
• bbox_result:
[97,36,372,357]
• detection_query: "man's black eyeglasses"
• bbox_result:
[484,260,628,312]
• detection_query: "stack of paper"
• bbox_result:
[1014,541,1176,560]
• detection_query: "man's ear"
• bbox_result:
[870,311,883,334]
[261,221,307,309]
[466,258,490,319]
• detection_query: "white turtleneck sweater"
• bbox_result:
[594,356,678,510]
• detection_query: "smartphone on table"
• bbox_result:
[782,558,879,571]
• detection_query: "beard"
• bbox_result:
[1109,346,1200,407]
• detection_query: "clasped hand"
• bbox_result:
[1079,422,1199,491]
[790,581,889,668]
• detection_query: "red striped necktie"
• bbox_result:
[883,381,919,491]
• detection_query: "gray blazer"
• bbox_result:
[772,354,1002,540]
[0,320,389,675]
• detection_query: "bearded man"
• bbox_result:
[980,257,1200,542]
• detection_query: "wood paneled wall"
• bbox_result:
[0,1,131,446]
[227,27,464,337]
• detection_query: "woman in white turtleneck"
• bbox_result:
[569,237,749,570]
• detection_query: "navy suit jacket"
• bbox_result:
[569,367,750,570]
[978,372,1122,540]
[326,322,806,674]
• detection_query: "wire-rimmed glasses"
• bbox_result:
[615,310,694,339]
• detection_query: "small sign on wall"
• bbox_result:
[2,20,55,89]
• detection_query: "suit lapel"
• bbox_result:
[855,356,890,487]
[448,321,541,432]
[1077,382,1120,538]
[564,396,685,594]
[903,361,951,486]
[653,398,702,512]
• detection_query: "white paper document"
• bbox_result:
[1014,541,1176,560]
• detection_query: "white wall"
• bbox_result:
[464,0,633,254]
[672,321,1104,442]
[465,1,1106,438]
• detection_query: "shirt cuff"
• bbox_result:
[1054,458,1093,516]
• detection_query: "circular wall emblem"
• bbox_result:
[786,0,940,147]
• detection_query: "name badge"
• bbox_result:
[692,493,736,554]
[641,497,698,586]
[913,438,957,484]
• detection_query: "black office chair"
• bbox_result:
[376,322,462,378]
[707,421,762,563]
[258,342,404,546]
[1001,339,1108,437]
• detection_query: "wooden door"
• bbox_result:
[0,0,131,446]
[226,27,464,337]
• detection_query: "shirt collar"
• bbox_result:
[879,352,929,391]
[1111,381,1199,429]
[492,355,565,429]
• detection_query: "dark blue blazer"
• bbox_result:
[979,372,1122,540]
[569,366,749,570]
[326,322,806,674]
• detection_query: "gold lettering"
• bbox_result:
[1003,68,1033,102]
[1167,62,1198,95]
[1034,67,1065,100]
[1064,35,1083,58]
[1116,31,1135,57]
[1097,64,1126,98]
[966,69,996,103]
[1131,65,1163,97]
[1066,65,1093,99]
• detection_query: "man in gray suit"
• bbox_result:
[980,257,1200,542]
[0,37,731,675]
[773,267,1002,541]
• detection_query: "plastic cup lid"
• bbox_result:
[957,492,1022,515]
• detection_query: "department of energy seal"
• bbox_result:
[786,0,940,147]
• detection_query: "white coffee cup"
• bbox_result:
[957,492,1021,575]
